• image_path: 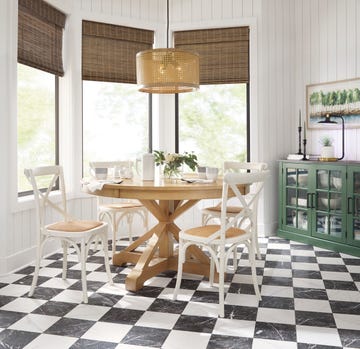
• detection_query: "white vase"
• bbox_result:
[321,146,335,159]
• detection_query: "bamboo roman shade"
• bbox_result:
[82,21,154,83]
[18,0,66,76]
[174,27,249,85]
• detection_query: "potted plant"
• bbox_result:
[153,150,198,179]
[320,136,335,159]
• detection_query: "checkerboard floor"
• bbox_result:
[1,237,359,349]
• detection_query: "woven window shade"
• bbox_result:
[82,21,154,83]
[174,27,249,85]
[18,0,66,76]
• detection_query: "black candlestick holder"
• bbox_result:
[302,138,308,161]
[297,126,303,155]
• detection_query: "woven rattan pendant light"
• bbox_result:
[136,0,199,94]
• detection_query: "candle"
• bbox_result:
[303,121,306,139]
[299,109,301,128]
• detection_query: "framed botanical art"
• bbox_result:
[306,77,360,129]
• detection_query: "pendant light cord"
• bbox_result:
[166,0,169,49]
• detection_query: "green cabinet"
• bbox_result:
[278,161,360,256]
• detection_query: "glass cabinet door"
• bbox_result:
[283,166,310,234]
[347,167,360,246]
[312,167,346,242]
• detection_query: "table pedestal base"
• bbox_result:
[112,199,218,292]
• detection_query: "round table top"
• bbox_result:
[83,177,228,200]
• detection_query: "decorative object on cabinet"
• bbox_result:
[136,0,199,94]
[306,77,360,128]
[318,114,345,160]
[278,160,360,257]
[319,135,335,160]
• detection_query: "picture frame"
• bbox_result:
[306,77,360,129]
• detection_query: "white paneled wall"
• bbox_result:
[2,0,360,274]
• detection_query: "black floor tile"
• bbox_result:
[173,315,217,333]
[45,317,95,337]
[254,321,297,341]
[295,310,337,328]
[99,307,144,325]
[121,326,170,347]
[207,334,252,349]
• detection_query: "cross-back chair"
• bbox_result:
[24,165,113,303]
[89,161,149,255]
[202,161,268,261]
[174,170,269,317]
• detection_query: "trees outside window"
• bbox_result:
[178,84,248,170]
[83,81,150,174]
[17,63,58,194]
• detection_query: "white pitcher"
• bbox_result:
[137,153,155,181]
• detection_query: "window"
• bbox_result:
[178,84,248,168]
[174,27,250,168]
[83,81,150,171]
[17,64,58,194]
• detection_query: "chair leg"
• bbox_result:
[101,233,113,285]
[127,213,134,244]
[218,246,225,318]
[61,240,68,280]
[173,239,185,300]
[80,239,88,303]
[111,213,117,256]
[247,240,261,301]
[233,247,238,270]
[29,240,45,297]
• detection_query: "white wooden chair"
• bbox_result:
[89,161,149,255]
[174,170,269,317]
[202,161,268,261]
[24,165,113,303]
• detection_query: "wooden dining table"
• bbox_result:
[83,177,247,292]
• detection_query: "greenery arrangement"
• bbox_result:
[320,136,334,147]
[153,150,198,178]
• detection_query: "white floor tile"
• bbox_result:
[256,308,295,325]
[144,276,172,288]
[69,262,103,272]
[225,293,260,307]
[292,278,325,289]
[0,284,29,297]
[1,297,46,313]
[64,304,110,321]
[0,274,27,284]
[326,289,360,302]
[321,271,353,281]
[267,243,291,250]
[135,311,180,329]
[262,268,292,278]
[9,314,60,333]
[182,301,218,318]
[232,274,263,285]
[346,265,360,273]
[294,298,332,313]
[333,313,360,331]
[290,250,316,257]
[265,254,291,262]
[213,318,255,337]
[259,285,294,298]
[37,267,63,277]
[96,283,128,296]
[82,321,132,343]
[296,325,342,347]
[252,338,297,349]
[316,257,345,265]
[291,262,320,271]
[85,271,114,283]
[162,330,210,349]
[158,287,194,302]
[39,278,78,289]
[51,289,88,303]
[23,334,77,349]
[114,295,155,311]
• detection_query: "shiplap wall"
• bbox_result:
[2,0,360,274]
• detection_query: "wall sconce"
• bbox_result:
[318,113,345,160]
